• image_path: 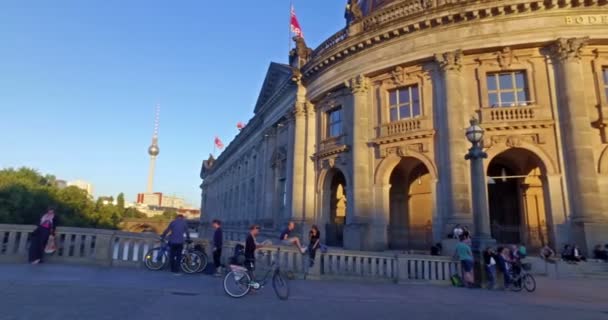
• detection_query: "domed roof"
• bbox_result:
[359,0,403,16]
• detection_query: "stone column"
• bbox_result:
[344,75,381,250]
[287,81,308,224]
[302,103,318,234]
[434,50,472,231]
[553,37,608,252]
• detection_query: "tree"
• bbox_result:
[0,167,134,229]
[116,193,125,211]
[162,208,178,220]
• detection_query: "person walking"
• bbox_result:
[308,225,321,267]
[454,235,475,288]
[212,219,223,276]
[161,214,191,274]
[28,208,58,264]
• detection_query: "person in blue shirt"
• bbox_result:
[161,214,191,274]
[454,234,474,288]
[212,219,223,275]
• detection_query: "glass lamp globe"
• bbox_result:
[465,118,484,144]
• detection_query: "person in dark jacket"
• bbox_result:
[483,247,498,290]
[29,208,58,264]
[212,219,223,275]
[161,214,191,273]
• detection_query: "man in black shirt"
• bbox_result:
[212,219,223,275]
[245,224,265,285]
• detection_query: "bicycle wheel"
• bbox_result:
[195,252,208,273]
[144,248,167,271]
[181,252,202,274]
[223,271,251,298]
[510,275,523,292]
[523,274,536,292]
[272,271,290,300]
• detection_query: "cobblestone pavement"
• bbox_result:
[0,264,607,320]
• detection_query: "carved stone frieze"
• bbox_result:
[379,142,429,158]
[487,134,547,148]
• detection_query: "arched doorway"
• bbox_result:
[487,148,549,250]
[324,168,347,247]
[388,158,433,250]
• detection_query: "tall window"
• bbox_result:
[603,68,608,101]
[487,71,529,107]
[389,85,421,121]
[327,107,343,138]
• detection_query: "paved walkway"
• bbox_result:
[0,264,607,320]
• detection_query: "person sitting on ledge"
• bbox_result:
[279,221,307,254]
[540,245,556,263]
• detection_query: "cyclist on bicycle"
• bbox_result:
[245,224,266,288]
[161,214,191,274]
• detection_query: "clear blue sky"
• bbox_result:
[0,1,345,206]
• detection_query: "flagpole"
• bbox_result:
[288,1,293,57]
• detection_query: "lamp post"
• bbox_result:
[464,118,495,252]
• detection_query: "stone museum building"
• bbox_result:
[200,0,608,253]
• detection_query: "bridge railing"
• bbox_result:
[0,224,458,284]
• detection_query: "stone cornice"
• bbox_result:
[311,145,350,161]
[302,0,607,81]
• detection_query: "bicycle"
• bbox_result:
[508,262,536,292]
[144,239,208,274]
[223,248,289,300]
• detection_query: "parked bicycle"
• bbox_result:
[509,262,536,292]
[144,238,208,273]
[223,248,289,300]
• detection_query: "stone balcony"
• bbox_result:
[478,104,554,131]
[376,117,434,144]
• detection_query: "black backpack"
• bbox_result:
[230,244,246,265]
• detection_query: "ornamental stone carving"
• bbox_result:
[345,75,370,94]
[345,0,364,25]
[391,66,405,85]
[497,47,514,69]
[435,50,463,72]
[553,37,589,62]
[293,102,307,117]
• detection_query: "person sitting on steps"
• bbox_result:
[279,221,307,254]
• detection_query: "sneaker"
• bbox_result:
[301,247,308,254]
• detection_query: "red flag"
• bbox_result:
[214,136,224,150]
[237,122,245,130]
[290,5,304,39]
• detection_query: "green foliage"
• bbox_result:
[162,208,178,220]
[0,167,145,229]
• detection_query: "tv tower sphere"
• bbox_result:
[148,144,159,156]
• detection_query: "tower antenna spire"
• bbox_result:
[147,104,160,193]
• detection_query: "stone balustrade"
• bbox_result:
[0,224,459,284]
[380,118,425,136]
[480,105,545,122]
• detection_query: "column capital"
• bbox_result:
[305,102,315,117]
[434,50,463,72]
[293,101,307,118]
[553,37,589,62]
[345,75,370,94]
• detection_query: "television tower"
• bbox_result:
[147,105,160,193]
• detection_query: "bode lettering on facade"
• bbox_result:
[565,15,608,25]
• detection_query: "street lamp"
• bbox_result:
[464,118,495,252]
